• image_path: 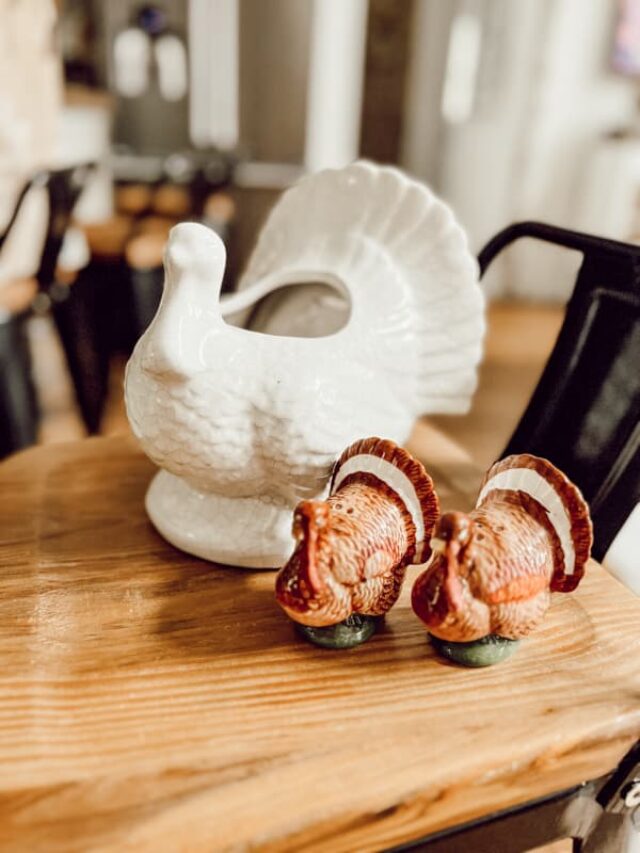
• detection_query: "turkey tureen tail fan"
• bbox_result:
[477,454,594,592]
[237,161,485,419]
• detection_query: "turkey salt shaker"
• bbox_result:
[412,453,593,666]
[275,437,439,648]
[125,161,484,569]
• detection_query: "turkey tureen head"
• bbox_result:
[125,161,485,568]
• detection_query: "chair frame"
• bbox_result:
[389,741,639,852]
[0,164,112,453]
[479,221,640,563]
[384,222,640,851]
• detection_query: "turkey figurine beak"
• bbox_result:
[140,224,226,380]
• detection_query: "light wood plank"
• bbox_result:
[0,435,638,852]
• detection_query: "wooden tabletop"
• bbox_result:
[0,430,639,852]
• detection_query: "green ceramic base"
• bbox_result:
[296,614,378,649]
[430,633,520,667]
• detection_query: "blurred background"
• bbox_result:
[2,0,640,466]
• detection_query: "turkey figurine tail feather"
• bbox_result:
[330,437,440,564]
[477,454,593,592]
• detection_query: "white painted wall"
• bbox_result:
[509,0,638,300]
[0,0,61,283]
[402,0,639,301]
[304,0,369,172]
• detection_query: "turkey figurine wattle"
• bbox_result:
[124,161,484,568]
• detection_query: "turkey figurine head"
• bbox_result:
[411,510,492,642]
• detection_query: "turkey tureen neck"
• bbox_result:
[124,161,486,569]
[141,223,227,380]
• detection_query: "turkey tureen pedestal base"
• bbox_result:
[146,471,295,569]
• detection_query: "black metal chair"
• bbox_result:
[409,219,640,853]
[478,222,640,571]
[0,164,111,457]
[0,295,38,458]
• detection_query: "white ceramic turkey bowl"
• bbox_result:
[125,161,485,568]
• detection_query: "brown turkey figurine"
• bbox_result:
[411,454,593,666]
[275,437,439,648]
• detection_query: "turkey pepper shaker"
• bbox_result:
[412,454,593,667]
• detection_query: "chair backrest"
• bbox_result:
[0,164,94,294]
[479,222,640,586]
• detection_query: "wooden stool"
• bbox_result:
[152,183,192,218]
[124,232,166,341]
[114,183,154,218]
[0,426,637,850]
[78,215,136,357]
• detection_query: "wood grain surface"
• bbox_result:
[0,431,638,852]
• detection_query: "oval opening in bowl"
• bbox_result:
[227,276,351,339]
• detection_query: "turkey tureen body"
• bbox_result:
[125,162,485,568]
